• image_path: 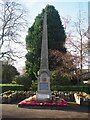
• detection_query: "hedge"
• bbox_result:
[51,84,90,93]
[0,84,23,86]
[0,84,25,93]
[0,84,90,94]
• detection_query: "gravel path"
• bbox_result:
[0,103,89,119]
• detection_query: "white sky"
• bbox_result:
[12,0,89,73]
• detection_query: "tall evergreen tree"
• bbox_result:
[46,5,66,51]
[25,5,66,79]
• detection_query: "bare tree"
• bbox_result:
[62,8,88,77]
[0,0,28,61]
[62,16,81,70]
[74,9,88,75]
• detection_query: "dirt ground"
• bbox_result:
[0,102,89,120]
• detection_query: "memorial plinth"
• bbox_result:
[36,12,51,101]
[36,69,51,101]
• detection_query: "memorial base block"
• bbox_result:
[36,93,51,101]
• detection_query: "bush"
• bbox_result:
[50,71,71,88]
[30,80,37,91]
[14,73,32,90]
[2,64,19,83]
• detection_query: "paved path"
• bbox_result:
[0,103,89,119]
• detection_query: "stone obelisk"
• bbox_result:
[36,12,51,101]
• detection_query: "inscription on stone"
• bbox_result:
[43,78,46,81]
[38,94,50,99]
[40,83,48,90]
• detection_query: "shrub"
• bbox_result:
[30,80,37,91]
[14,73,32,90]
[2,64,19,83]
[50,71,71,89]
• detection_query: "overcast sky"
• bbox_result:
[13,0,88,73]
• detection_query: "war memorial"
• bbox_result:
[18,11,67,107]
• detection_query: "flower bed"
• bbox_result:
[18,95,67,107]
[1,90,35,104]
